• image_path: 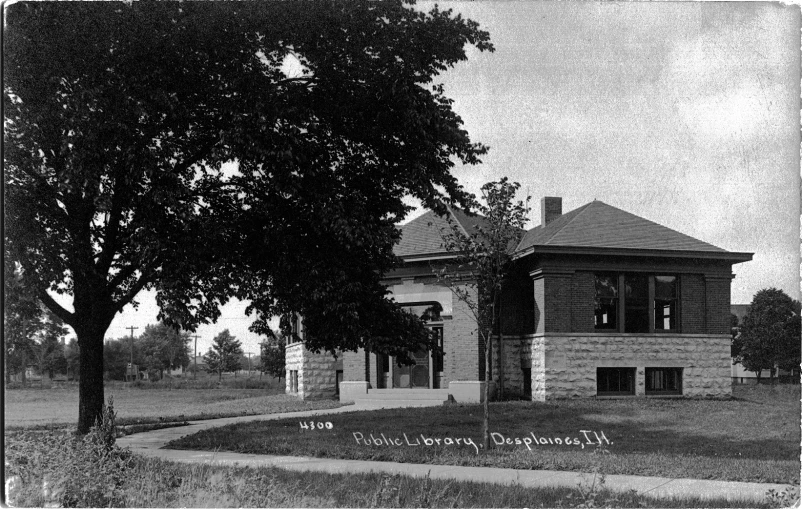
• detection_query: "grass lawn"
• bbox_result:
[167,384,800,485]
[4,379,345,429]
[4,429,786,508]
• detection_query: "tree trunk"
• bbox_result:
[483,330,490,451]
[77,327,105,434]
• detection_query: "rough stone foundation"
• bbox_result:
[523,333,732,400]
[285,343,339,400]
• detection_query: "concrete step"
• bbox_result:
[363,389,449,401]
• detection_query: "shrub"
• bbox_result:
[5,398,134,507]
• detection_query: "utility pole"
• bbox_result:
[192,335,200,380]
[246,351,253,376]
[126,326,138,364]
[126,326,138,382]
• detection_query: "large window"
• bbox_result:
[287,314,303,345]
[645,367,682,395]
[597,367,635,395]
[624,273,649,333]
[594,273,679,333]
[594,274,618,330]
[654,276,678,331]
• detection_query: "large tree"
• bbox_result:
[438,178,530,450]
[4,1,492,432]
[733,288,801,383]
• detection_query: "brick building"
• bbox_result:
[288,197,752,402]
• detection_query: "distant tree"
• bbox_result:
[204,330,243,381]
[102,338,130,380]
[30,310,69,383]
[437,178,530,451]
[734,288,801,384]
[4,261,47,384]
[138,323,191,380]
[261,334,286,381]
[5,1,491,433]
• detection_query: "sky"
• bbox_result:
[86,1,800,355]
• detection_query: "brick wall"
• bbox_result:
[444,284,480,381]
[533,277,545,334]
[368,352,378,388]
[571,271,596,333]
[491,335,525,396]
[680,274,706,333]
[705,276,732,334]
[545,274,572,332]
[500,266,534,335]
[343,349,366,382]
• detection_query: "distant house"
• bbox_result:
[287,197,752,402]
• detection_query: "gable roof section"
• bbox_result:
[395,207,491,259]
[516,200,728,254]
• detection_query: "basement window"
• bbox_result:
[596,367,635,396]
[645,367,682,395]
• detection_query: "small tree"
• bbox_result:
[734,288,801,384]
[437,178,530,450]
[261,334,286,381]
[204,330,243,381]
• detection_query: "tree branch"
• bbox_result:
[38,290,75,327]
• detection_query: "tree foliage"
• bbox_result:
[137,323,191,379]
[204,330,244,381]
[4,1,491,431]
[4,262,69,383]
[437,178,530,450]
[4,263,41,383]
[102,338,133,381]
[261,334,287,380]
[733,288,801,382]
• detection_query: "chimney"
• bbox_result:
[541,197,562,226]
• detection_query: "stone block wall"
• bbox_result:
[285,343,339,399]
[285,343,303,394]
[525,333,732,400]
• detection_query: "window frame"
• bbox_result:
[645,367,683,395]
[593,272,680,334]
[596,367,636,396]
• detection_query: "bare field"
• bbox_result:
[4,383,342,428]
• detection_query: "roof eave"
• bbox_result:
[398,252,461,263]
[513,245,754,263]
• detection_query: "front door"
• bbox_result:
[393,349,429,388]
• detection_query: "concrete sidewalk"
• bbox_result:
[117,401,795,504]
